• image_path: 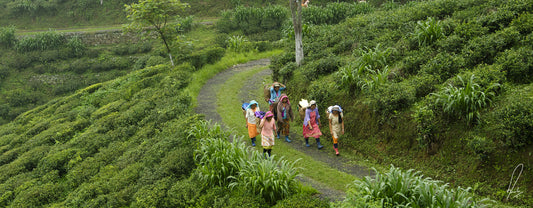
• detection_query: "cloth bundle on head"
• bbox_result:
[265,111,274,118]
[255,111,266,119]
[327,105,343,113]
[246,100,259,110]
[298,99,309,108]
[242,103,249,110]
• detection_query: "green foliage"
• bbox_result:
[370,81,416,115]
[415,17,446,47]
[414,104,437,150]
[420,52,465,82]
[66,36,86,57]
[227,35,253,53]
[273,193,330,208]
[352,165,493,207]
[15,30,66,52]
[229,153,300,204]
[431,75,500,124]
[490,85,533,149]
[465,135,495,161]
[0,26,16,48]
[496,46,533,84]
[217,5,288,36]
[302,2,374,25]
[187,47,226,69]
[191,120,302,204]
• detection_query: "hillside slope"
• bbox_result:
[271,0,533,205]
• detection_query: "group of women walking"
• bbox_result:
[244,82,345,158]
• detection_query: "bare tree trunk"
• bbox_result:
[100,0,103,5]
[290,0,304,66]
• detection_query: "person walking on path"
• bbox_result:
[276,94,294,143]
[268,82,286,112]
[259,111,276,158]
[303,100,323,149]
[245,100,260,146]
[328,105,344,156]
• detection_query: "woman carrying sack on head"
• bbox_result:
[259,111,276,159]
[244,100,260,146]
[328,105,344,156]
[276,94,294,143]
[303,100,323,149]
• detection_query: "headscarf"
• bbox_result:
[309,100,317,106]
[279,94,290,105]
[265,111,274,118]
[246,100,259,110]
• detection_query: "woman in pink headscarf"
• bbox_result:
[259,111,276,158]
[303,100,323,149]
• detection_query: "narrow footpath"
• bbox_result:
[195,58,372,201]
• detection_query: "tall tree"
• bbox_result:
[290,0,304,66]
[124,0,189,66]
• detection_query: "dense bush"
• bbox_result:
[465,135,495,161]
[370,82,416,115]
[15,30,66,52]
[490,85,533,149]
[302,2,374,25]
[414,104,437,150]
[496,46,533,84]
[0,26,16,48]
[217,5,288,36]
[187,46,226,69]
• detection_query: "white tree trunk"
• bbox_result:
[100,0,103,5]
[169,53,175,66]
[290,0,304,66]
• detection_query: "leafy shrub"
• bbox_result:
[274,193,330,208]
[271,52,295,81]
[5,89,41,107]
[353,165,492,207]
[496,46,533,84]
[414,104,437,150]
[420,52,465,82]
[465,135,495,161]
[15,30,66,52]
[431,75,500,124]
[0,26,16,48]
[227,35,252,53]
[415,17,445,47]
[220,5,288,36]
[303,2,374,25]
[175,16,195,33]
[400,47,435,75]
[66,36,86,57]
[370,81,416,115]
[407,73,439,98]
[491,86,533,149]
[0,65,9,80]
[279,62,297,83]
[461,27,520,67]
[186,46,225,70]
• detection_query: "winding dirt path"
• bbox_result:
[194,58,372,201]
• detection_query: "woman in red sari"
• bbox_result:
[302,100,323,149]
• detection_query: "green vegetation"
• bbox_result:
[271,0,533,206]
[339,166,492,207]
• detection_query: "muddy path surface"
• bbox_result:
[194,58,372,201]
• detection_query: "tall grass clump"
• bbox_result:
[415,17,445,47]
[338,44,394,92]
[431,75,500,124]
[0,26,16,48]
[229,153,300,204]
[227,35,251,53]
[15,30,66,52]
[349,165,492,207]
[192,120,301,203]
